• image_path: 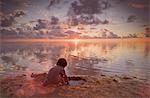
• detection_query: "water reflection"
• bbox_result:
[144,42,150,57]
[0,39,150,79]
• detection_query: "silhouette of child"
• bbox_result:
[43,58,69,86]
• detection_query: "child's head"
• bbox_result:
[56,58,67,68]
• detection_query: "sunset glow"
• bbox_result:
[1,0,149,39]
[0,0,150,98]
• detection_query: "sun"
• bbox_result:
[73,38,80,42]
[70,38,81,45]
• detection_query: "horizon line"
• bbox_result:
[1,38,150,43]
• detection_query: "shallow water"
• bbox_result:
[69,80,85,86]
[0,39,150,80]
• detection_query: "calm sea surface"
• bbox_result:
[0,39,150,80]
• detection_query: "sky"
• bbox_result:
[0,0,150,38]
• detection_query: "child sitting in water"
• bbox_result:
[42,58,69,86]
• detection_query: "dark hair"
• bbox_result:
[56,58,67,67]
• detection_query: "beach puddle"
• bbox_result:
[30,73,87,86]
[68,76,86,86]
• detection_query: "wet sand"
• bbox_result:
[0,73,150,98]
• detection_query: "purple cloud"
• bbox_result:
[1,10,26,27]
[127,15,137,23]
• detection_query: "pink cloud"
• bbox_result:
[128,3,148,9]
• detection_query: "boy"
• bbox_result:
[43,58,69,86]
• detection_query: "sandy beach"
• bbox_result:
[0,73,150,98]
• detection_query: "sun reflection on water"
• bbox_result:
[0,39,150,79]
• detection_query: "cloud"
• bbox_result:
[101,32,107,38]
[64,30,81,35]
[64,30,81,38]
[48,30,67,37]
[144,27,150,37]
[100,19,109,24]
[51,16,59,25]
[1,15,16,27]
[48,0,61,7]
[34,19,48,30]
[108,32,119,38]
[68,0,111,15]
[1,10,26,27]
[67,15,110,25]
[128,0,149,9]
[33,16,59,30]
[0,28,17,37]
[128,3,148,9]
[78,15,100,25]
[127,34,137,38]
[1,0,30,15]
[101,29,119,38]
[127,15,137,23]
[12,10,26,17]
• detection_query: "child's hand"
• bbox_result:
[42,81,48,87]
[65,82,69,85]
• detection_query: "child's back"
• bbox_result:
[47,65,66,84]
[43,58,68,86]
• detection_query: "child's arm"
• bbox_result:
[64,74,69,85]
[60,70,69,85]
